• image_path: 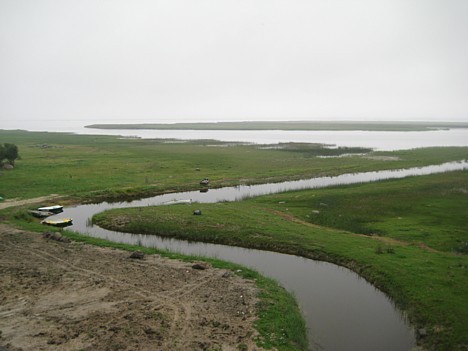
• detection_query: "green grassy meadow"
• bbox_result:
[1,129,468,350]
[1,129,467,202]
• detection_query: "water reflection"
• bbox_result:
[61,161,467,351]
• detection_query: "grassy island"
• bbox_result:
[85,120,468,131]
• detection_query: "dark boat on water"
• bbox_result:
[29,210,54,218]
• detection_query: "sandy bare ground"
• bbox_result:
[0,224,265,351]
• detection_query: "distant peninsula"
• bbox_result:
[85,121,468,132]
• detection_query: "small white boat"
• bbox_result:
[37,205,63,213]
[41,218,73,227]
[162,199,192,205]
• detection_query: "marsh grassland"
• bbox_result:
[1,129,467,202]
[1,129,468,350]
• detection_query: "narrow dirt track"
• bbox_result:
[0,195,61,211]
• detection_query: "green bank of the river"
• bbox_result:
[67,232,308,351]
[0,129,467,202]
[94,171,468,350]
[86,120,468,131]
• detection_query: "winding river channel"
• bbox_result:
[59,161,468,351]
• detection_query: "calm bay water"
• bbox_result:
[2,118,468,150]
[84,128,468,151]
[57,162,468,350]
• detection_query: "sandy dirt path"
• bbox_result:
[0,195,61,210]
[0,224,265,351]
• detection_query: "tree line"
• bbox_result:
[0,143,19,166]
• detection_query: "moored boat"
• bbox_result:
[29,210,54,218]
[37,205,64,213]
[41,218,73,227]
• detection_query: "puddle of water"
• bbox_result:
[60,161,467,351]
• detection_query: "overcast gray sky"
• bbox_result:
[1,0,467,125]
